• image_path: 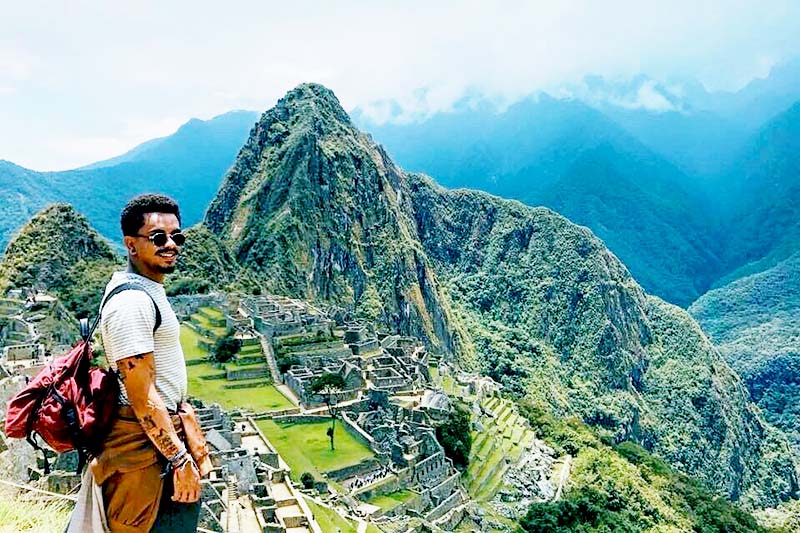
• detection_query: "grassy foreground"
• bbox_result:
[0,491,72,532]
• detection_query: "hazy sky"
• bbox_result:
[2,0,799,170]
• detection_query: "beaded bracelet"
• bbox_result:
[167,448,188,467]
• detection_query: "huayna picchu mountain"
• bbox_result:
[204,84,469,357]
[198,83,798,507]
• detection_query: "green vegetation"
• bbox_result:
[464,396,544,502]
[180,324,208,361]
[0,111,258,251]
[212,330,242,363]
[166,276,210,296]
[300,472,315,490]
[310,372,347,450]
[179,321,293,412]
[0,204,122,318]
[185,361,293,411]
[366,489,416,511]
[256,419,373,481]
[436,403,472,470]
[0,491,72,532]
[202,83,465,355]
[409,173,798,507]
[690,252,800,450]
[304,498,373,533]
[519,407,770,533]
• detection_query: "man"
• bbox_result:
[70,194,209,532]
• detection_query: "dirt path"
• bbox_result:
[553,455,571,501]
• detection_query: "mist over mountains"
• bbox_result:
[354,57,800,306]
[2,61,799,490]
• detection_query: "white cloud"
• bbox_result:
[1,0,799,167]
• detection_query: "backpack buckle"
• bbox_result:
[79,318,90,342]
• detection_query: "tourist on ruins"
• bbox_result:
[68,194,212,532]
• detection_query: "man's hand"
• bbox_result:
[172,460,201,503]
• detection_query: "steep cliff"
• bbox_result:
[204,84,468,356]
[406,174,798,506]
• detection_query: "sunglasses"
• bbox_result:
[136,231,186,247]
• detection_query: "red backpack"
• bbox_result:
[4,282,161,474]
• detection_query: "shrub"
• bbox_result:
[301,472,315,490]
[213,330,242,363]
[436,403,472,470]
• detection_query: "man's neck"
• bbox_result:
[127,260,164,284]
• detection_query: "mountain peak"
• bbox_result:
[275,82,353,128]
[0,203,119,292]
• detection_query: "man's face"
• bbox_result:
[125,212,182,278]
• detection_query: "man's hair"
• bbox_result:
[120,194,181,236]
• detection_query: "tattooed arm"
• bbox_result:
[117,353,200,503]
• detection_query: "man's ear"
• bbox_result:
[123,235,137,256]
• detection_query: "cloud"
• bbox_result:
[1,0,800,167]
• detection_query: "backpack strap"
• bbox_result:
[83,282,162,342]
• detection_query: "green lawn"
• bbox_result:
[190,312,227,337]
[304,499,382,533]
[305,499,358,533]
[186,362,293,411]
[181,324,210,361]
[366,489,416,511]
[198,306,224,320]
[256,419,374,480]
[181,323,293,412]
[0,490,72,532]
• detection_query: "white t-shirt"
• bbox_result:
[99,271,187,411]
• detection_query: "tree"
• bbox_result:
[213,331,242,364]
[310,372,346,451]
[436,404,472,470]
[300,472,315,490]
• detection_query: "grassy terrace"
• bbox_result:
[180,323,293,412]
[366,489,416,511]
[304,499,381,533]
[256,419,374,482]
[463,396,537,501]
[190,310,227,336]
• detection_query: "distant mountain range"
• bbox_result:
[1,62,799,462]
[353,58,800,306]
[0,110,258,248]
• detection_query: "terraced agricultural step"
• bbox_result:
[472,433,491,456]
[484,396,499,411]
[499,408,515,426]
[505,413,519,428]
[494,402,511,421]
[467,440,497,480]
[470,440,511,492]
[477,462,511,501]
[519,430,536,449]
[472,445,510,496]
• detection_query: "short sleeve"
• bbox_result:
[101,290,156,363]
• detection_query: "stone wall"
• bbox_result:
[325,458,382,481]
[226,367,269,381]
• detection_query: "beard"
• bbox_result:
[156,265,177,274]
